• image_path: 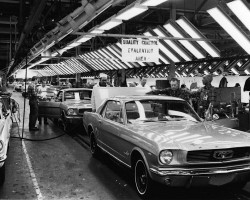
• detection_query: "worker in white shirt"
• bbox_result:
[37,80,49,124]
[136,77,151,90]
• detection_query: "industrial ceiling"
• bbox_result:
[1,0,250,78]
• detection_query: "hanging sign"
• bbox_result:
[121,38,159,62]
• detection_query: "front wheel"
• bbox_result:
[134,158,153,198]
[90,132,100,158]
[0,164,6,186]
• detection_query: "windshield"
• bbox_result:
[64,90,92,101]
[125,99,201,123]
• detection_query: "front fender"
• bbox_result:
[131,147,155,178]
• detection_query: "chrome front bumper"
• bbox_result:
[149,163,250,187]
[150,163,250,176]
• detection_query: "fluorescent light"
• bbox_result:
[204,70,209,75]
[144,31,179,62]
[86,53,107,70]
[244,69,250,74]
[141,0,169,6]
[101,48,131,69]
[227,0,250,32]
[207,6,250,55]
[79,55,99,71]
[90,52,113,70]
[68,43,80,47]
[237,61,243,67]
[176,17,220,57]
[231,67,239,75]
[115,4,148,20]
[89,27,104,34]
[97,49,123,69]
[51,52,58,57]
[75,36,92,43]
[98,18,122,30]
[153,28,191,61]
[163,23,205,59]
[175,71,181,77]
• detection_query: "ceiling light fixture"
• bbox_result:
[244,69,250,74]
[141,0,169,6]
[98,49,123,69]
[207,6,250,55]
[176,17,220,57]
[231,67,239,75]
[227,0,250,32]
[89,28,104,34]
[115,4,148,20]
[153,28,191,61]
[98,17,123,30]
[163,23,205,59]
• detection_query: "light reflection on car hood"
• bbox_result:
[127,121,250,151]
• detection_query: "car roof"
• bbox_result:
[109,95,185,102]
[61,88,92,92]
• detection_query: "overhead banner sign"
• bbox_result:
[121,38,159,62]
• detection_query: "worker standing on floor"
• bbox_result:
[37,79,49,125]
[27,76,39,131]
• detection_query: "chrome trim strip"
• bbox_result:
[150,164,250,176]
[187,157,250,165]
[98,144,131,169]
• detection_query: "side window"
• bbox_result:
[65,91,75,100]
[103,101,123,123]
[125,101,140,121]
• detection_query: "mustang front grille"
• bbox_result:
[78,108,92,114]
[187,147,250,163]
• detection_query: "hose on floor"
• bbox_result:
[10,132,67,141]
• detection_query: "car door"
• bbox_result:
[98,100,125,160]
[38,90,62,119]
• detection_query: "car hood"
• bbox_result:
[63,100,92,108]
[128,121,250,151]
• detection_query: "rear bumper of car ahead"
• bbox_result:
[149,164,250,187]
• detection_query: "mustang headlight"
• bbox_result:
[159,150,173,165]
[67,108,77,115]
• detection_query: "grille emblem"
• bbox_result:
[213,150,234,160]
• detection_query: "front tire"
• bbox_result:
[90,132,100,158]
[134,158,153,198]
[0,164,6,186]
